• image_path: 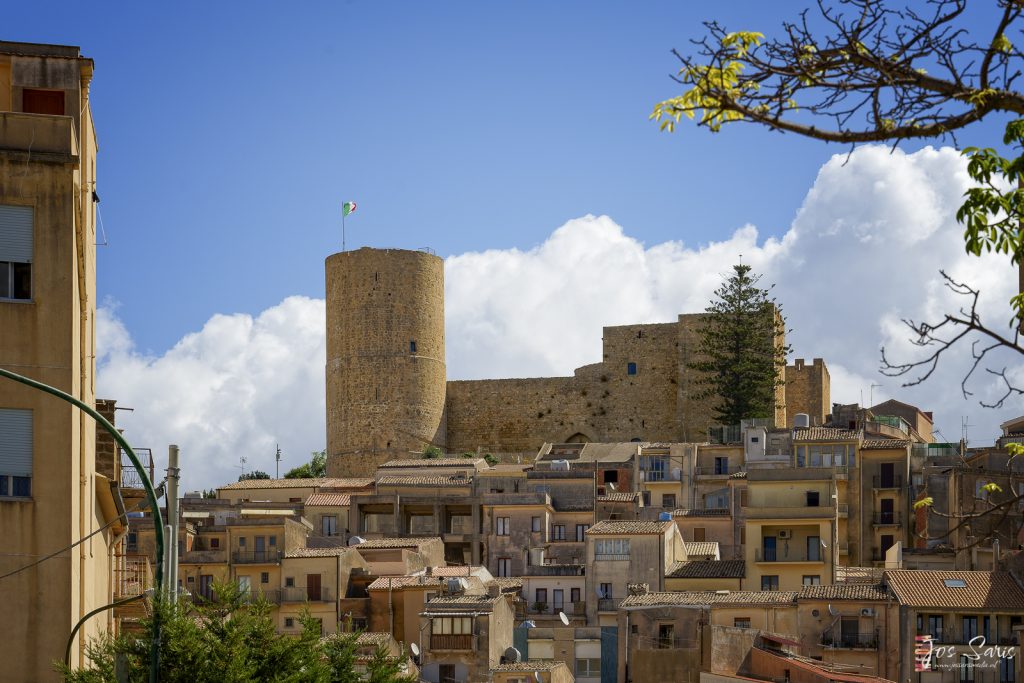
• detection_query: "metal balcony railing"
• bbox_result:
[597,598,621,611]
[872,512,902,525]
[281,587,335,603]
[872,475,903,489]
[120,448,154,490]
[240,589,281,605]
[755,548,824,563]
[696,465,734,476]
[821,632,879,649]
[232,550,283,564]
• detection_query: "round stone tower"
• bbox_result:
[324,247,446,477]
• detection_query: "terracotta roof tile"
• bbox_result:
[354,632,394,648]
[380,458,485,468]
[304,493,351,507]
[885,570,1024,609]
[492,661,571,672]
[587,520,672,535]
[667,560,744,579]
[367,576,443,590]
[597,492,640,502]
[793,427,862,442]
[489,577,524,591]
[798,584,891,601]
[353,537,441,550]
[219,477,370,491]
[621,590,797,607]
[673,508,730,517]
[285,547,353,558]
[684,541,721,557]
[376,475,472,487]
[429,566,488,577]
[861,439,911,450]
[424,594,501,610]
[730,471,748,479]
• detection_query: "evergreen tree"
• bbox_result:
[237,470,271,482]
[687,264,790,426]
[284,451,327,479]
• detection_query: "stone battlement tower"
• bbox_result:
[325,248,447,477]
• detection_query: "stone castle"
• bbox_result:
[325,247,830,477]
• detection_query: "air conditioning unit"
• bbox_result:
[778,530,792,540]
[861,608,876,617]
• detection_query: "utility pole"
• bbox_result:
[166,445,180,597]
[276,444,282,479]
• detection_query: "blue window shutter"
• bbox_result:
[0,205,33,263]
[0,409,33,477]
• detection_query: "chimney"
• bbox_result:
[488,583,501,598]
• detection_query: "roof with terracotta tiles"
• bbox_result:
[667,560,745,579]
[424,594,502,610]
[429,566,489,577]
[492,661,571,672]
[219,477,371,491]
[730,471,748,479]
[379,458,485,468]
[684,542,720,557]
[673,508,730,517]
[885,570,1024,609]
[304,493,351,507]
[586,520,673,535]
[798,584,891,601]
[861,439,911,450]
[792,427,862,442]
[376,475,472,487]
[489,577,524,591]
[285,547,353,558]
[354,632,394,648]
[597,492,641,502]
[367,576,443,590]
[621,590,798,607]
[352,537,441,550]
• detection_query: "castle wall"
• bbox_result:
[785,358,830,426]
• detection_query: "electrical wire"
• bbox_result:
[0,488,159,582]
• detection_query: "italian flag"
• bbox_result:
[342,201,357,217]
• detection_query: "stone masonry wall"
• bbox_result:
[785,358,830,426]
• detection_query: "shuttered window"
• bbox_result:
[0,409,32,498]
[0,205,33,300]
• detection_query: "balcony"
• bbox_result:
[431,634,473,650]
[527,601,586,616]
[595,553,630,561]
[120,448,154,491]
[523,564,585,576]
[745,505,835,520]
[749,467,836,482]
[281,586,335,603]
[695,465,734,477]
[0,111,78,158]
[872,475,903,489]
[755,548,825,563]
[240,589,281,605]
[232,550,283,564]
[598,598,622,612]
[821,632,878,649]
[640,469,682,482]
[872,512,901,526]
[180,550,227,564]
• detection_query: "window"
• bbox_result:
[761,575,780,591]
[807,536,821,562]
[627,362,637,375]
[268,536,276,547]
[553,589,564,610]
[210,538,220,549]
[595,538,630,557]
[439,664,457,683]
[740,489,748,507]
[576,524,589,542]
[409,340,417,353]
[927,615,944,641]
[806,491,820,507]
[531,516,541,532]
[238,576,251,594]
[693,527,706,542]
[1000,656,1015,683]
[796,445,806,467]
[284,617,294,628]
[285,577,295,587]
[127,532,138,552]
[322,515,338,536]
[239,537,247,547]
[658,624,675,648]
[261,572,269,584]
[571,587,581,606]
[640,454,669,481]
[599,583,613,599]
[433,616,473,634]
[22,88,64,115]
[714,456,729,475]
[0,409,32,498]
[576,659,601,677]
[961,655,975,683]
[963,616,979,641]
[944,578,967,588]
[735,617,751,628]
[552,524,566,540]
[603,470,618,484]
[535,588,548,607]
[0,206,33,301]
[497,557,511,577]
[662,493,676,509]
[802,575,821,586]
[740,527,746,545]
[496,517,510,536]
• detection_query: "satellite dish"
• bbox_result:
[534,672,543,683]
[606,482,617,492]
[559,611,570,626]
[410,643,420,656]
[348,536,366,546]
[828,603,837,616]
[503,646,521,663]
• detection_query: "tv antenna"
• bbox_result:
[275,444,282,478]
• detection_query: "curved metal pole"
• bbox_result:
[64,593,145,669]
[0,366,164,682]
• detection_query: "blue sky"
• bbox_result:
[9,2,1022,483]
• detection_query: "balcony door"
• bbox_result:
[306,573,322,602]
[840,617,858,648]
[880,499,895,524]
[763,536,777,562]
[553,589,564,611]
[880,462,895,488]
[254,536,266,561]
[807,536,821,562]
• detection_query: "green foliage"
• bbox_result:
[238,470,271,482]
[914,497,934,510]
[202,489,217,499]
[483,453,499,466]
[284,450,327,479]
[59,583,415,682]
[687,264,791,426]
[421,445,443,459]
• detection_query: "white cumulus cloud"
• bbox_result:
[98,145,1022,490]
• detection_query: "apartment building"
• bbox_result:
[419,589,515,683]
[0,40,118,680]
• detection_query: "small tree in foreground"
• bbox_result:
[688,264,791,426]
[59,583,415,682]
[284,450,327,479]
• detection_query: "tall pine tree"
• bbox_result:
[688,264,790,426]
